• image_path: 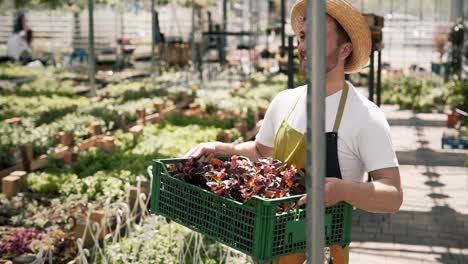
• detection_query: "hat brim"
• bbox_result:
[291,0,372,73]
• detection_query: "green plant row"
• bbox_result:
[26,123,232,202]
[381,74,467,113]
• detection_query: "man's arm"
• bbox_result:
[343,167,403,213]
[185,141,273,161]
[231,141,273,161]
[321,167,403,213]
[299,167,403,213]
[337,107,403,213]
[186,89,280,161]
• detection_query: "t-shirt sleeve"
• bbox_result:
[255,92,283,148]
[357,107,399,172]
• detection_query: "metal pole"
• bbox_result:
[222,0,227,31]
[248,0,254,73]
[191,0,196,73]
[222,0,228,65]
[419,0,423,69]
[151,0,156,89]
[377,50,382,106]
[369,47,375,102]
[287,35,294,89]
[281,0,286,50]
[465,0,468,20]
[120,7,124,70]
[450,0,462,20]
[306,1,326,263]
[390,0,393,48]
[253,0,260,68]
[404,0,408,68]
[463,0,468,79]
[88,0,96,97]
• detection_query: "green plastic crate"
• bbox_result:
[150,158,353,261]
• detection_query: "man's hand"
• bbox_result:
[185,142,222,161]
[185,141,273,163]
[297,178,344,207]
[323,178,345,207]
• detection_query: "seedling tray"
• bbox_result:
[441,136,468,149]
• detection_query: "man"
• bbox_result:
[186,0,403,263]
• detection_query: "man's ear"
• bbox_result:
[340,43,353,61]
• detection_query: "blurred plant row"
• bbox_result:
[0,63,285,263]
[0,0,218,9]
[0,64,284,169]
[380,72,467,114]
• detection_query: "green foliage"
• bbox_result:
[381,76,435,112]
[242,73,288,101]
[47,113,108,143]
[1,77,78,98]
[0,118,56,164]
[382,75,467,113]
[132,123,219,158]
[3,69,285,178]
[0,193,88,231]
[0,63,50,78]
[0,66,292,263]
[104,217,248,264]
[156,0,170,5]
[70,146,148,179]
[27,171,64,194]
[177,0,217,8]
[192,73,287,130]
[27,168,130,201]
[0,113,107,164]
[98,81,168,103]
[113,98,160,123]
[0,129,24,168]
[0,95,89,122]
[179,232,233,264]
[166,112,238,129]
[79,98,121,130]
[5,0,122,9]
[445,81,468,112]
[105,217,184,264]
[27,123,222,201]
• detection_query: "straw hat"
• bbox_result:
[290,0,371,73]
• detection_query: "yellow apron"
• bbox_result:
[273,83,350,264]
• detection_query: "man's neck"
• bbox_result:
[326,68,346,97]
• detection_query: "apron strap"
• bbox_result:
[285,89,306,121]
[286,83,348,132]
[332,82,349,133]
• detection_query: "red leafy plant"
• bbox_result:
[166,156,305,212]
[0,227,43,259]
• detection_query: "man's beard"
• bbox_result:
[299,48,340,78]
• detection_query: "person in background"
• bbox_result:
[7,12,33,63]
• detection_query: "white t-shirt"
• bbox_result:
[256,82,399,183]
[7,33,32,61]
